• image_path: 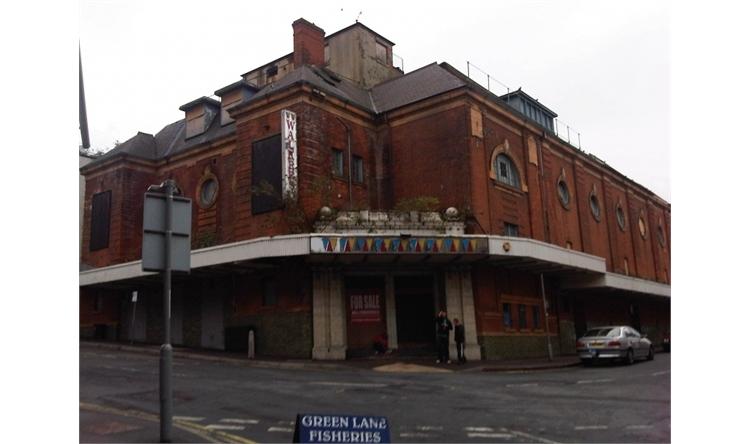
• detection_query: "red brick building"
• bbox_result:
[79,18,670,360]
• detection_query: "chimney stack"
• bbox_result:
[292,18,325,67]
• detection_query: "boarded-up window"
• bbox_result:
[90,190,111,251]
[251,134,282,214]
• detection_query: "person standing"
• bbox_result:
[453,318,466,364]
[435,310,453,364]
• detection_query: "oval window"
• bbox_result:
[616,204,626,231]
[557,180,570,208]
[199,177,218,208]
[589,194,601,221]
[657,225,666,247]
[638,215,647,238]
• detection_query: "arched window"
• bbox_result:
[494,154,520,188]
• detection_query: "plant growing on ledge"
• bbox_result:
[393,196,441,213]
[251,178,309,234]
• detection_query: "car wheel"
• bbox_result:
[625,349,634,365]
[647,346,654,361]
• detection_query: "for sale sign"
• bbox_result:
[350,293,381,323]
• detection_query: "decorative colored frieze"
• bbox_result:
[311,236,488,254]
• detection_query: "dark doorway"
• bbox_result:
[630,303,642,332]
[573,297,587,339]
[395,276,435,354]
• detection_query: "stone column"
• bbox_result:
[312,268,347,360]
[384,273,398,351]
[444,267,482,361]
[312,269,330,360]
[328,270,347,360]
[444,270,462,361]
[459,269,482,360]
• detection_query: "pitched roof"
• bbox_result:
[94,131,158,162]
[247,65,375,113]
[370,63,466,113]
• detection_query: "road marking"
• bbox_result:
[465,426,494,432]
[505,383,539,387]
[467,432,514,439]
[220,418,259,424]
[576,378,613,384]
[506,429,559,444]
[400,432,433,438]
[277,420,295,425]
[574,425,608,430]
[309,381,387,388]
[651,370,670,376]
[268,426,294,433]
[415,425,443,431]
[174,416,205,422]
[206,424,245,431]
[626,425,654,430]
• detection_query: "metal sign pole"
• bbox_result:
[160,180,175,443]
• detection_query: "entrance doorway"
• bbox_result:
[395,275,436,354]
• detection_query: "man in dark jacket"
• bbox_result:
[454,318,466,364]
[435,310,453,363]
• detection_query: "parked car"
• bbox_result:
[662,331,670,352]
[576,326,654,365]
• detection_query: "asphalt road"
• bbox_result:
[80,349,670,443]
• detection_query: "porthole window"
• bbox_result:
[638,215,647,239]
[657,225,666,247]
[615,204,626,231]
[494,154,520,188]
[557,179,570,208]
[198,176,219,208]
[589,193,601,221]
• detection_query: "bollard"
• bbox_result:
[248,330,255,359]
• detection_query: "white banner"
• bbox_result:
[281,109,298,201]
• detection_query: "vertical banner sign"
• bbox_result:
[350,293,381,323]
[281,109,298,201]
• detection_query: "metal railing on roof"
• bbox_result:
[465,60,584,150]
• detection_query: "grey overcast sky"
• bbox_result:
[79,0,669,200]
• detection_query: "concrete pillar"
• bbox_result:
[444,268,482,361]
[312,269,330,360]
[384,273,398,351]
[312,268,347,360]
[459,269,482,360]
[328,270,347,360]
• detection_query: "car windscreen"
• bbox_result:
[583,327,620,337]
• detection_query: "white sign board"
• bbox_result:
[281,109,298,201]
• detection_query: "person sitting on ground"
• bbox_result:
[372,332,388,355]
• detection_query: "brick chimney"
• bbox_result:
[293,18,325,67]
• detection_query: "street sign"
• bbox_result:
[131,291,138,302]
[142,192,192,272]
[293,414,390,443]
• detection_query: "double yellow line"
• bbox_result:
[80,402,256,444]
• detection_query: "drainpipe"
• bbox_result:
[540,272,554,361]
[335,117,353,209]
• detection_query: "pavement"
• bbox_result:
[79,340,581,373]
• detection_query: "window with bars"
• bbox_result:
[352,155,364,183]
[494,154,520,188]
[503,303,512,328]
[90,190,111,251]
[332,149,344,177]
[504,222,519,237]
